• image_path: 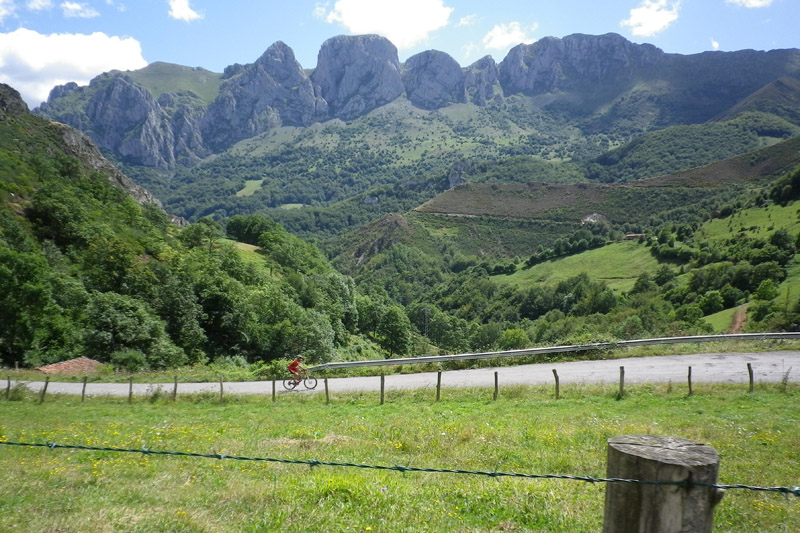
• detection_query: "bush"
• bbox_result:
[110,349,147,372]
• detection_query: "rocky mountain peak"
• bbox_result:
[311,34,404,120]
[402,50,466,110]
[0,83,30,118]
[499,32,663,95]
[201,39,323,151]
[464,56,500,105]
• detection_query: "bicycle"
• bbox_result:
[283,370,318,391]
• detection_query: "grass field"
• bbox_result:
[1,384,798,531]
[500,240,660,293]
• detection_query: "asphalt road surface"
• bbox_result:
[11,351,799,398]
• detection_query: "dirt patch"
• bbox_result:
[37,356,103,375]
[727,308,748,334]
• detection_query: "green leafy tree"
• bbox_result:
[498,328,530,350]
[84,291,186,369]
[698,291,724,315]
[377,305,412,357]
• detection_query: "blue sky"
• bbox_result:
[0,0,796,108]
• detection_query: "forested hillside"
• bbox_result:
[0,85,412,370]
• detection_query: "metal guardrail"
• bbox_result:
[309,332,800,372]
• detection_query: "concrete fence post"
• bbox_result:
[603,435,724,533]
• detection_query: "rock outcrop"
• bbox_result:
[202,41,324,151]
[402,50,465,110]
[311,34,404,120]
[84,75,177,169]
[464,56,500,105]
[0,83,29,118]
[499,33,663,95]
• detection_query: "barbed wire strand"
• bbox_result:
[1,441,797,497]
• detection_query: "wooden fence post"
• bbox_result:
[81,376,88,403]
[324,378,330,405]
[553,369,560,400]
[687,366,693,397]
[603,435,724,533]
[272,380,276,402]
[218,377,224,402]
[128,377,133,404]
[172,376,178,401]
[618,366,625,399]
[747,363,754,393]
[436,371,442,402]
[380,374,385,405]
[493,371,499,401]
[6,376,10,400]
[38,377,49,404]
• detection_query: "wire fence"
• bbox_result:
[1,440,798,498]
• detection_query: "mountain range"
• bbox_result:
[35,33,800,168]
[31,33,800,243]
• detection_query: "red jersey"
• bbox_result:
[288,359,302,372]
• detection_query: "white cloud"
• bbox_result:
[481,21,537,52]
[458,14,477,27]
[27,0,54,10]
[711,38,720,50]
[0,0,16,23]
[725,0,772,7]
[0,28,148,107]
[620,0,680,37]
[61,1,99,18]
[312,2,328,19]
[320,0,453,49]
[168,0,202,22]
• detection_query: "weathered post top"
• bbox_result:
[603,435,723,533]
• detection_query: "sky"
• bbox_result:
[0,0,796,108]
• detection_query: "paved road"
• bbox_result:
[10,351,799,398]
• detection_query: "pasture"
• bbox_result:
[1,382,799,531]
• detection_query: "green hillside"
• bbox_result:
[0,95,403,370]
[500,241,659,293]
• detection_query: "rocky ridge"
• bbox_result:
[34,33,800,170]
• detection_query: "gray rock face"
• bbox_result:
[46,82,80,102]
[499,33,663,95]
[464,56,500,105]
[0,83,29,118]
[403,50,465,110]
[85,75,177,169]
[202,41,323,151]
[158,91,210,166]
[311,35,404,120]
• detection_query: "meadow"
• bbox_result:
[1,383,798,532]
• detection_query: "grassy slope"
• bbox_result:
[1,387,798,532]
[499,240,660,293]
[122,62,223,104]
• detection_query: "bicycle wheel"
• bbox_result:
[283,379,298,390]
[303,377,318,390]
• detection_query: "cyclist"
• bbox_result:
[287,355,307,383]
